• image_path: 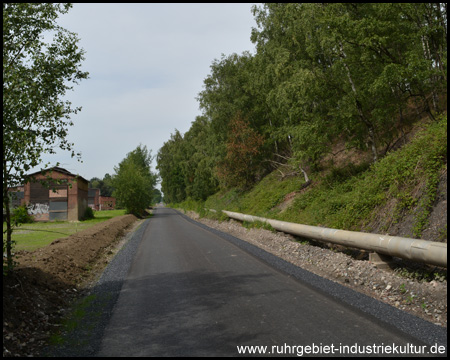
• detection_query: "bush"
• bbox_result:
[11,205,34,225]
[82,206,95,220]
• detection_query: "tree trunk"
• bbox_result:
[3,160,14,274]
[340,43,378,162]
[269,118,279,154]
[299,164,310,183]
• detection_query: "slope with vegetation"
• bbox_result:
[202,115,447,242]
[157,3,447,244]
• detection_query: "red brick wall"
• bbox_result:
[99,196,116,210]
[24,169,88,221]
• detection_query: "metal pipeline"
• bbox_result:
[222,210,447,268]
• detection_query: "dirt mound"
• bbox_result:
[16,215,137,286]
[3,214,138,357]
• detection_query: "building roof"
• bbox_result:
[26,166,88,183]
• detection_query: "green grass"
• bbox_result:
[3,209,126,252]
[203,172,305,217]
[48,293,101,347]
[280,115,447,233]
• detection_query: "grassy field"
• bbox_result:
[3,209,127,252]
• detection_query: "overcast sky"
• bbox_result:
[30,3,259,189]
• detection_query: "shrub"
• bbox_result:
[82,206,95,220]
[11,205,34,225]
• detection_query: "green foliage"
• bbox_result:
[216,112,265,188]
[281,116,447,230]
[89,174,114,196]
[437,225,447,242]
[112,144,157,217]
[312,116,444,228]
[3,3,89,185]
[152,188,163,204]
[174,198,206,215]
[11,206,34,226]
[202,115,446,239]
[394,266,447,283]
[242,220,276,232]
[205,171,305,217]
[157,3,446,208]
[49,294,100,346]
[323,163,371,189]
[3,3,88,273]
[3,205,33,274]
[82,207,95,221]
[157,118,219,203]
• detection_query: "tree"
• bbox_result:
[157,3,446,202]
[112,145,157,217]
[216,112,265,188]
[89,173,115,196]
[181,116,218,201]
[156,130,187,204]
[250,3,447,165]
[197,53,262,158]
[152,188,162,204]
[89,177,102,189]
[3,3,88,273]
[101,173,114,197]
[157,117,219,204]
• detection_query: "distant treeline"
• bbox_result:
[157,3,447,203]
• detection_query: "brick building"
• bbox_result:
[24,167,89,221]
[7,185,25,208]
[88,189,116,211]
[99,196,116,210]
[88,188,100,210]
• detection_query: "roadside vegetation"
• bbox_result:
[160,4,446,244]
[2,209,126,252]
[3,3,89,273]
[111,144,158,218]
[174,114,447,241]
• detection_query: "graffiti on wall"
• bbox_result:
[27,203,50,215]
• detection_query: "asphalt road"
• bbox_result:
[95,208,445,357]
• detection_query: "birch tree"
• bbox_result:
[3,3,88,273]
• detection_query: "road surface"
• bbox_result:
[95,208,445,357]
